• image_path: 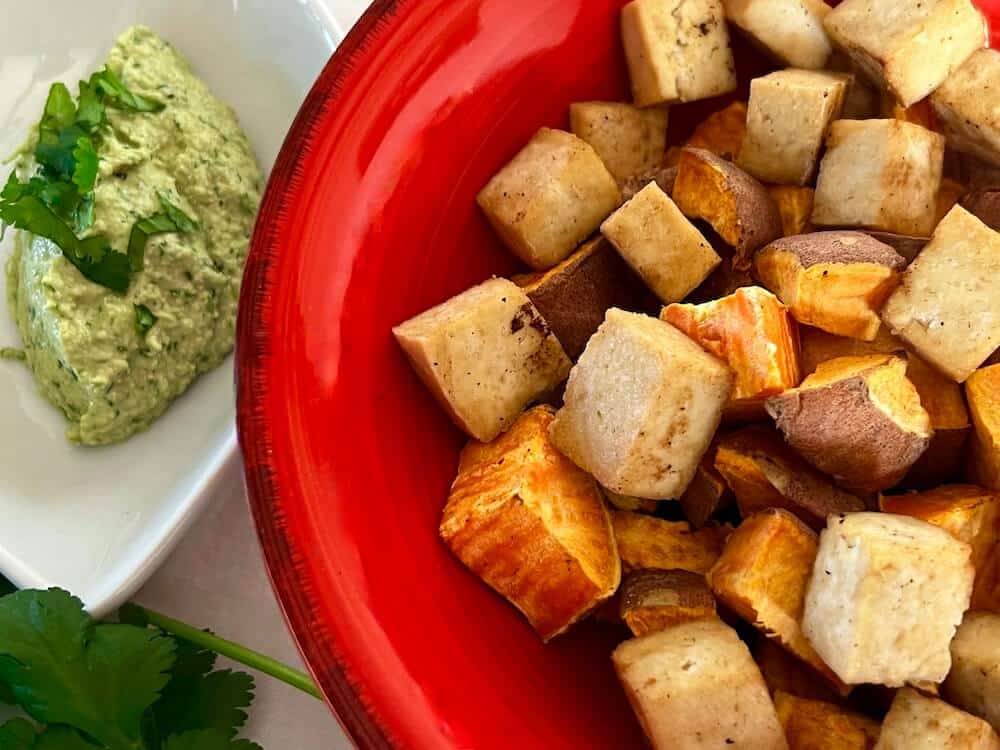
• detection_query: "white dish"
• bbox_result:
[0,0,338,617]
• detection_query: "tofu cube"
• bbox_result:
[944,611,1000,733]
[393,278,571,442]
[440,407,620,640]
[812,119,945,236]
[932,49,1000,168]
[613,619,788,750]
[802,512,974,686]
[738,70,849,186]
[967,364,1000,490]
[824,0,988,107]
[875,687,1000,750]
[621,0,738,106]
[569,102,669,183]
[477,128,620,269]
[550,309,733,498]
[881,206,1000,382]
[601,183,721,303]
[723,0,834,69]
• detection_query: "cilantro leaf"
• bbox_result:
[134,304,157,337]
[0,589,176,749]
[30,726,96,750]
[152,670,253,741]
[39,84,76,138]
[91,69,164,114]
[163,730,262,750]
[0,718,37,750]
[127,197,199,272]
[74,80,106,133]
[71,137,98,194]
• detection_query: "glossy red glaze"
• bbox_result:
[236,1,999,748]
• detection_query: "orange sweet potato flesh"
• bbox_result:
[903,355,971,487]
[775,692,881,750]
[884,95,940,133]
[799,325,905,375]
[754,638,843,704]
[769,185,815,236]
[612,511,725,574]
[619,568,717,636]
[967,364,1000,492]
[662,286,801,405]
[685,101,748,161]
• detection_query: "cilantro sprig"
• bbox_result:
[0,587,322,750]
[0,69,189,294]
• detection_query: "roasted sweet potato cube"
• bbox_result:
[770,186,815,236]
[967,364,1000,490]
[754,232,906,342]
[812,120,945,237]
[823,0,988,107]
[708,509,847,693]
[882,94,941,133]
[620,165,678,202]
[767,355,932,493]
[962,189,1000,231]
[882,206,1000,382]
[440,407,620,640]
[680,453,732,528]
[724,0,834,69]
[685,101,748,161]
[673,148,783,271]
[798,325,905,375]
[662,286,801,406]
[602,486,659,514]
[685,255,755,304]
[859,232,928,264]
[875,688,1000,749]
[513,236,658,360]
[613,619,787,750]
[620,568,717,636]
[754,637,843,703]
[932,49,1000,168]
[621,0,737,106]
[570,102,669,184]
[944,611,1000,731]
[775,692,881,750]
[613,511,725,573]
[902,356,971,487]
[714,426,864,529]
[601,182,721,303]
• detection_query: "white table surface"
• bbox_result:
[135,1,371,748]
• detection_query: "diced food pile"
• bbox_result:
[394,0,1000,746]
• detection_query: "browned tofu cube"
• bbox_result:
[708,509,847,693]
[824,0,987,106]
[723,0,834,69]
[440,407,620,640]
[569,102,669,183]
[613,510,725,573]
[613,619,788,749]
[477,128,620,269]
[967,364,1000,490]
[874,688,1000,749]
[685,100,748,161]
[766,355,932,493]
[738,70,848,185]
[812,120,945,237]
[932,49,1000,168]
[620,568,717,636]
[714,426,864,530]
[513,236,658,360]
[943,611,1000,732]
[621,0,737,106]
[602,182,721,303]
[775,692,882,749]
[393,278,571,442]
[882,206,1000,382]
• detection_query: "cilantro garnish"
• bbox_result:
[135,304,158,336]
[0,68,178,294]
[128,196,201,272]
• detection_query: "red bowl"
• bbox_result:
[235,1,999,748]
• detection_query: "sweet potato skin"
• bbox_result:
[620,568,717,636]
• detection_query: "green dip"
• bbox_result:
[6,26,262,445]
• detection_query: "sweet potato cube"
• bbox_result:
[798,325,904,375]
[680,453,732,528]
[440,407,620,640]
[714,426,864,529]
[770,186,815,236]
[685,100,748,161]
[858,232,928,264]
[932,49,1000,168]
[708,509,847,693]
[754,232,905,342]
[602,486,659,514]
[812,120,945,237]
[875,688,1000,749]
[775,692,881,750]
[823,0,987,107]
[882,206,1000,382]
[620,165,678,202]
[944,611,1000,732]
[514,236,657,360]
[393,278,571,442]
[967,365,1000,490]
[570,102,669,184]
[673,148,783,270]
[902,356,971,487]
[613,511,725,573]
[620,568,717,636]
[477,128,621,269]
[802,513,974,686]
[621,0,737,106]
[882,94,941,133]
[963,188,1000,232]
[739,70,848,186]
[723,0,834,69]
[613,619,787,750]
[767,355,932,493]
[601,182,721,303]
[754,638,843,703]
[662,286,801,406]
[686,255,755,304]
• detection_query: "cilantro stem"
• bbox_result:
[128,604,323,700]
